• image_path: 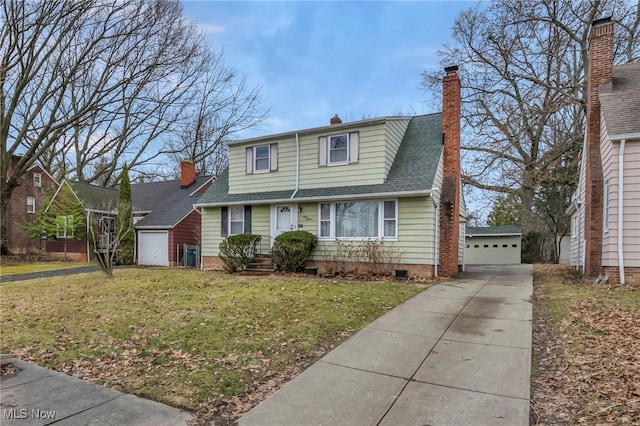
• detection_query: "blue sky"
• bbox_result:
[181,1,478,137]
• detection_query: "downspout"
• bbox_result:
[86,213,90,263]
[291,133,300,199]
[618,139,625,284]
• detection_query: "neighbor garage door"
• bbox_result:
[138,231,169,266]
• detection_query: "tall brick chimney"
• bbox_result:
[180,160,196,188]
[439,65,461,277]
[584,17,613,278]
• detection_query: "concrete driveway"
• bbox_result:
[240,264,533,426]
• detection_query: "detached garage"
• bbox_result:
[138,231,169,266]
[465,226,522,265]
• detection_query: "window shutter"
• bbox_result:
[270,143,278,171]
[221,206,228,237]
[244,205,252,234]
[318,136,327,166]
[246,147,253,174]
[349,132,359,163]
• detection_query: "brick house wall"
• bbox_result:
[5,161,57,255]
[584,18,613,278]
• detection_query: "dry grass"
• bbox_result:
[0,267,424,419]
[531,264,640,425]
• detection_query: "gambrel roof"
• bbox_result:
[197,113,444,206]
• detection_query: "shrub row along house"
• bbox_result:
[568,18,640,285]
[196,67,467,278]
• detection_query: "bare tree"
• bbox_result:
[1,0,266,253]
[163,51,267,178]
[422,0,639,236]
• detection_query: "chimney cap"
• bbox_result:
[592,16,612,27]
[444,65,459,73]
[330,114,342,125]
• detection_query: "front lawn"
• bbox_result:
[531,264,640,424]
[0,268,424,422]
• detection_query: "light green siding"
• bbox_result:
[384,119,410,178]
[201,207,222,256]
[297,202,318,234]
[201,205,271,256]
[308,197,436,265]
[299,122,388,189]
[228,136,297,195]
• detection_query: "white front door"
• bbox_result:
[272,204,296,245]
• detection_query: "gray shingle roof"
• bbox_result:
[600,61,640,137]
[131,176,213,228]
[70,182,118,210]
[466,226,522,236]
[197,113,443,205]
[70,176,212,228]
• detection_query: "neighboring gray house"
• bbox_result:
[568,18,640,285]
[465,226,522,265]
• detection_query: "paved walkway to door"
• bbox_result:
[240,264,533,426]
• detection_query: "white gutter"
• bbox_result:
[195,189,435,208]
[618,139,626,284]
[291,133,300,199]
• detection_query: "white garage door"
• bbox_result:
[138,231,169,266]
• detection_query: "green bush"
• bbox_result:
[219,234,260,273]
[272,231,317,272]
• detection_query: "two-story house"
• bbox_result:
[568,18,640,285]
[4,155,58,255]
[197,67,466,278]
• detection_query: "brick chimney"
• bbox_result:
[330,114,342,125]
[438,65,461,277]
[584,17,613,278]
[180,160,196,188]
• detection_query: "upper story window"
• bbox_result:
[33,173,42,187]
[27,196,35,213]
[319,199,397,240]
[318,132,359,166]
[246,144,278,174]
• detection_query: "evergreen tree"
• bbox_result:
[117,164,135,265]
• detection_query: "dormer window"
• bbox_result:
[254,145,270,172]
[319,132,359,166]
[329,135,348,163]
[246,144,278,174]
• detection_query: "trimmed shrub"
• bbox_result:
[272,231,317,272]
[219,234,260,273]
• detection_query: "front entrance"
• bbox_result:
[271,204,297,246]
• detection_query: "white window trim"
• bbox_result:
[27,196,36,213]
[253,145,270,173]
[229,206,245,236]
[319,132,359,167]
[328,134,349,165]
[318,199,398,241]
[33,173,42,187]
[56,215,75,239]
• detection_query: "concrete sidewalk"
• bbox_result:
[240,264,533,426]
[0,355,193,425]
